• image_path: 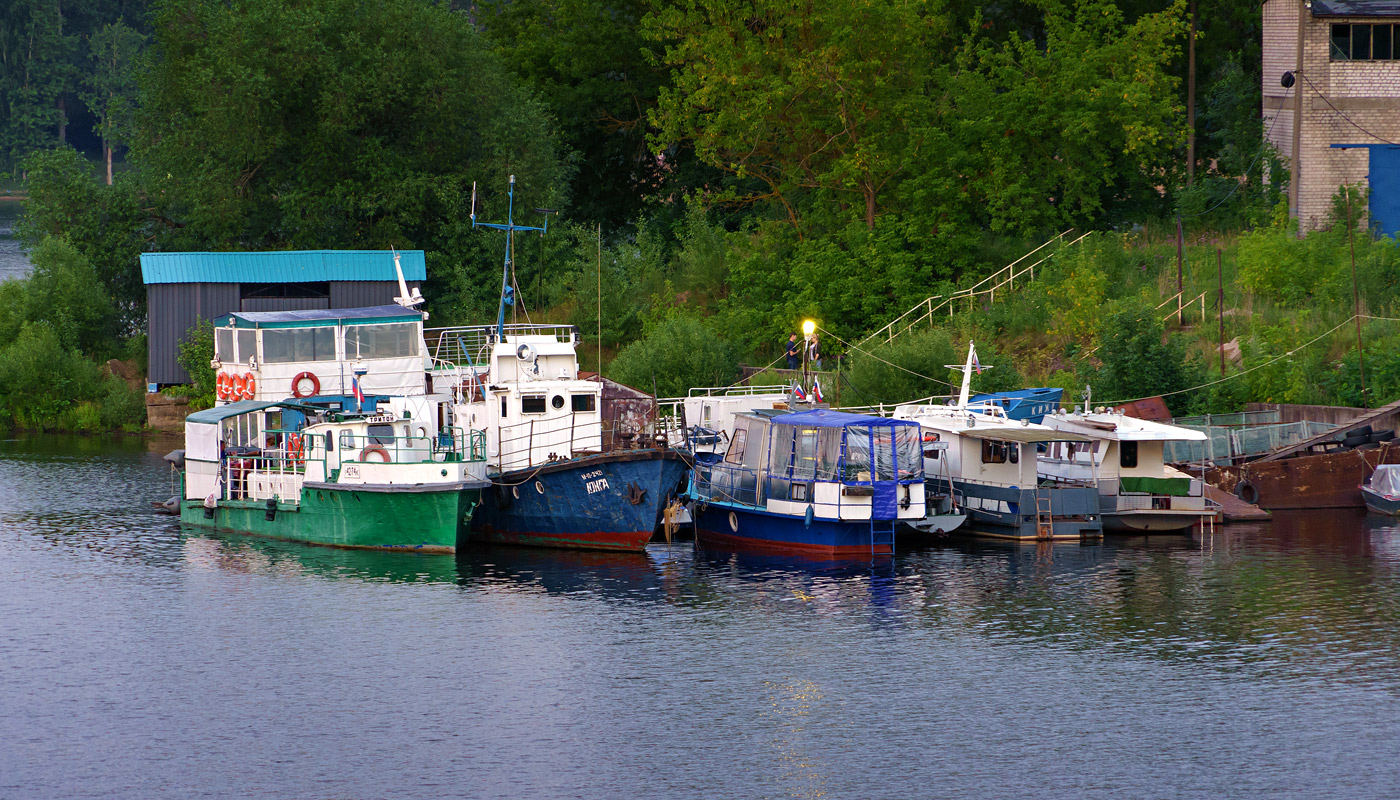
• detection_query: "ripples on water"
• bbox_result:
[3,437,1400,799]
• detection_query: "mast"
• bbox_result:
[472,176,548,341]
[944,341,989,410]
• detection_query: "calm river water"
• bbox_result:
[4,436,1400,799]
[0,201,31,282]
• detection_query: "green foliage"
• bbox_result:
[0,321,144,432]
[22,235,117,354]
[0,0,76,173]
[176,318,215,407]
[80,18,146,181]
[1090,296,1200,413]
[18,147,148,326]
[842,328,957,406]
[607,315,738,397]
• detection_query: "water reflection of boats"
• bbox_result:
[455,544,664,598]
[180,528,462,584]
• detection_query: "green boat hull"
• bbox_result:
[179,484,482,553]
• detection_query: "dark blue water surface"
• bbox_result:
[4,436,1400,799]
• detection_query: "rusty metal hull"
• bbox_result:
[1207,444,1400,510]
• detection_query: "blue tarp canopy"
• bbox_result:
[140,250,427,284]
[213,305,420,328]
[769,409,915,428]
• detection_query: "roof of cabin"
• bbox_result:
[1041,412,1208,442]
[140,250,427,284]
[213,304,421,328]
[1311,1,1400,16]
[186,400,288,424]
[768,408,916,428]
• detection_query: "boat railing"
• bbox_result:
[682,385,792,398]
[1112,494,1205,511]
[321,426,487,465]
[219,450,305,505]
[425,323,577,368]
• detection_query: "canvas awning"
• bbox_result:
[958,427,1091,444]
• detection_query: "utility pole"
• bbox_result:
[1218,248,1226,376]
[1291,0,1306,235]
[1187,0,1198,185]
[1347,187,1368,408]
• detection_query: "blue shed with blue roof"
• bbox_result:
[141,250,426,386]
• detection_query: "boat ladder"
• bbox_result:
[870,519,897,555]
[1035,491,1054,540]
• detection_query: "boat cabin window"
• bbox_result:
[324,431,334,452]
[894,426,920,479]
[521,395,547,414]
[792,428,820,480]
[572,394,596,413]
[344,322,419,359]
[236,329,255,364]
[725,428,748,465]
[1008,442,1019,464]
[339,430,354,450]
[216,328,235,362]
[982,440,1009,464]
[1120,441,1138,468]
[551,395,565,409]
[816,428,841,480]
[262,326,337,363]
[923,431,941,460]
[368,424,394,445]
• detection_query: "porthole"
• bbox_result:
[535,480,545,494]
[551,395,565,409]
[728,511,739,532]
[512,486,520,499]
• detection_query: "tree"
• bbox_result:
[607,315,737,398]
[80,18,144,185]
[0,0,77,174]
[133,0,570,309]
[644,0,954,233]
[477,0,688,230]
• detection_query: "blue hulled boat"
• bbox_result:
[968,387,1064,424]
[687,409,926,557]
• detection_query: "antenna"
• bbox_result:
[472,175,549,341]
[944,340,991,410]
[391,248,424,309]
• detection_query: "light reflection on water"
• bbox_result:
[4,436,1400,799]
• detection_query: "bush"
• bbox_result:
[607,315,738,398]
[842,328,957,406]
[177,319,216,406]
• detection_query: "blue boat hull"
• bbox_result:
[693,501,895,557]
[469,450,688,552]
[969,388,1064,424]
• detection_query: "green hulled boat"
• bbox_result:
[177,399,489,552]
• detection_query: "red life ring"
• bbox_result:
[216,373,232,401]
[360,445,391,463]
[288,432,305,465]
[291,371,321,398]
[240,374,257,400]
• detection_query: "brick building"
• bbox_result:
[1263,0,1400,233]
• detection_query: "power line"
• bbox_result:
[1298,71,1400,147]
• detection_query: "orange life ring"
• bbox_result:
[240,374,257,400]
[216,373,232,401]
[291,371,321,398]
[360,445,391,463]
[288,432,305,465]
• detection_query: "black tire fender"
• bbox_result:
[1234,479,1260,506]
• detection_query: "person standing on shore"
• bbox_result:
[807,335,821,371]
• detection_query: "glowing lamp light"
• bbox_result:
[801,319,815,336]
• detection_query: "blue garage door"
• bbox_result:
[1370,146,1400,237]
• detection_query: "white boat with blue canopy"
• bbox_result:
[687,408,926,557]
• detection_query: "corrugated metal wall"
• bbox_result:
[329,281,419,309]
[240,297,331,312]
[147,281,418,385]
[147,283,241,384]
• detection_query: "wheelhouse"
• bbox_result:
[696,409,925,522]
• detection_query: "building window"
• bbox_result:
[1332,23,1399,61]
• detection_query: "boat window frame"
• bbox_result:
[1120,440,1139,469]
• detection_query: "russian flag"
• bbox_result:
[812,379,824,403]
[792,382,807,401]
[352,375,365,405]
